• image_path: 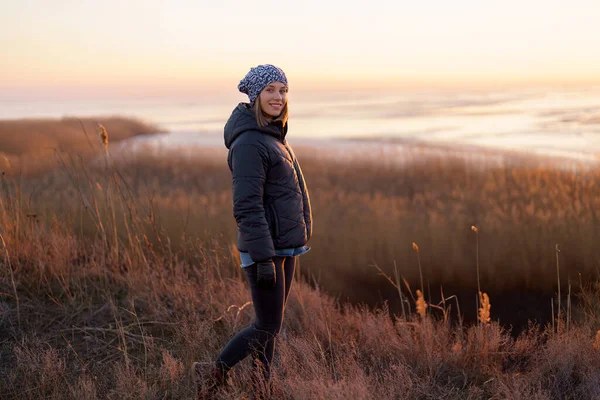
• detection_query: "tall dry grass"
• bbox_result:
[0,117,160,176]
[10,136,600,328]
[2,123,600,398]
[2,193,600,399]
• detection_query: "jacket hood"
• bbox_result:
[224,103,287,149]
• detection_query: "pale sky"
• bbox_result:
[2,0,600,97]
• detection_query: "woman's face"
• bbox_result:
[258,82,288,118]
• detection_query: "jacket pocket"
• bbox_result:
[267,203,280,239]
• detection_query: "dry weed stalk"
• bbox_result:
[97,123,109,152]
[393,261,407,321]
[478,291,491,325]
[551,298,555,338]
[412,242,424,296]
[213,301,252,332]
[372,261,408,320]
[567,279,572,332]
[555,244,562,333]
[0,232,20,334]
[416,289,427,319]
[471,225,480,294]
[472,225,484,326]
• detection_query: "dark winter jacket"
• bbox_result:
[224,103,312,263]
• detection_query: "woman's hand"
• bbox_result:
[256,259,276,289]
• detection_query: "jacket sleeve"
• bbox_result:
[230,143,275,262]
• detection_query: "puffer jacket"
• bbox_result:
[224,103,312,263]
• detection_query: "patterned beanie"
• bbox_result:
[238,64,288,107]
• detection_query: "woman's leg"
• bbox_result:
[215,256,288,377]
[283,256,296,304]
[255,256,296,378]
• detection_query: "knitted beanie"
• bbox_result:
[238,64,288,107]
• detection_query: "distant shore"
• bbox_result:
[0,116,160,176]
[1,116,596,178]
[122,129,599,172]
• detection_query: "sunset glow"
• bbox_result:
[2,0,600,97]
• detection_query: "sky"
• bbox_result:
[2,0,600,98]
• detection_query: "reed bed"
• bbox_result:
[0,117,160,177]
[21,140,600,323]
[2,123,600,398]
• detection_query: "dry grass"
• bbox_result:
[19,140,598,326]
[5,140,600,330]
[2,122,600,398]
[0,117,160,176]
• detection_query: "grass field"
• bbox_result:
[2,119,600,398]
[0,117,160,177]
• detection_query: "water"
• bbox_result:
[2,87,600,160]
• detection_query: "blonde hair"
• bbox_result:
[253,98,289,128]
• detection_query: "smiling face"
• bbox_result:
[258,82,288,118]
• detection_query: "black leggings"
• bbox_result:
[216,256,296,380]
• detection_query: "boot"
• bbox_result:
[191,361,227,399]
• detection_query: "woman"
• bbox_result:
[193,64,313,398]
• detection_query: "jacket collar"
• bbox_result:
[224,103,288,148]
